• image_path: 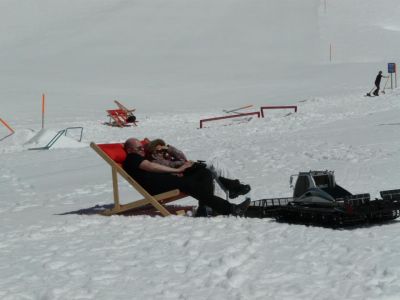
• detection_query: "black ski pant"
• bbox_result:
[373,83,380,96]
[144,168,233,215]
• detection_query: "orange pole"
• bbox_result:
[0,118,15,133]
[42,93,45,129]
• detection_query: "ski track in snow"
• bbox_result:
[1,217,400,299]
[0,164,40,213]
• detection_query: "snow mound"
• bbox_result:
[23,129,87,149]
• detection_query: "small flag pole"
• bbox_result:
[42,93,45,129]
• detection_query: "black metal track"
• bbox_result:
[246,198,400,227]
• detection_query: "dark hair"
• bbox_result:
[147,139,166,154]
[124,139,134,151]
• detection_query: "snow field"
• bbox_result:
[2,0,400,298]
[2,89,400,299]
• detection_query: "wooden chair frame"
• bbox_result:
[106,109,132,127]
[91,142,187,216]
[104,100,137,127]
[114,100,136,114]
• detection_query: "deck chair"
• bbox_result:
[90,142,188,216]
[114,100,137,126]
[106,109,137,127]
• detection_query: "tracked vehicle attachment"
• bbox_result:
[245,171,400,227]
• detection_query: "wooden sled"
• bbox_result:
[91,142,188,216]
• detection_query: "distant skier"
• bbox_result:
[373,71,389,96]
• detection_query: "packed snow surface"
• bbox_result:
[1,0,400,299]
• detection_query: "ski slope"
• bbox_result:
[1,0,400,299]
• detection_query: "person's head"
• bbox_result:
[379,71,383,74]
[147,139,167,156]
[124,138,145,156]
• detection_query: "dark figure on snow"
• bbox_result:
[373,71,389,96]
[123,138,251,217]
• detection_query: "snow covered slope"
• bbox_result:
[1,0,400,299]
[2,89,400,299]
[1,0,399,117]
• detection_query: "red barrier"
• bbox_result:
[200,112,260,129]
[260,106,297,118]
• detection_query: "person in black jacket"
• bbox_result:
[122,138,250,216]
[373,71,389,96]
[145,138,251,199]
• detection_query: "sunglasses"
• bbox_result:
[155,149,167,153]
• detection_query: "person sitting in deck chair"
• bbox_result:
[126,114,136,123]
[146,139,251,199]
[123,138,251,217]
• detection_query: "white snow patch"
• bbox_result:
[1,0,400,299]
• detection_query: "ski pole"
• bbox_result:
[382,76,390,94]
[366,87,375,97]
